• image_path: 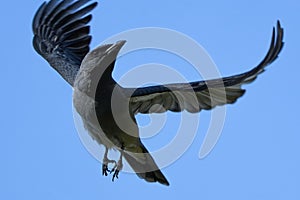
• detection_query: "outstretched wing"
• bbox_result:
[129,21,284,114]
[32,0,98,85]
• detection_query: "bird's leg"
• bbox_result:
[111,145,124,182]
[102,147,116,176]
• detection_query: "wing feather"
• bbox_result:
[129,21,284,114]
[32,0,97,85]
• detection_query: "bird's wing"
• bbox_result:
[128,21,284,114]
[32,0,98,85]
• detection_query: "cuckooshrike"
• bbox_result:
[32,0,284,186]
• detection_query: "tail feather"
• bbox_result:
[123,144,170,186]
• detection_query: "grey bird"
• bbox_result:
[32,0,284,186]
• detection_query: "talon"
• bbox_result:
[102,163,111,176]
[102,148,117,176]
[102,164,108,176]
[112,170,120,182]
[110,162,118,174]
[102,159,116,176]
[111,158,123,182]
[110,167,115,174]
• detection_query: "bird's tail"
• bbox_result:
[123,143,170,186]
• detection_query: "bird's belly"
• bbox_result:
[73,88,115,149]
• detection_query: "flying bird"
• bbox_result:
[32,0,284,186]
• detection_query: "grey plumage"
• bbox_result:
[129,22,284,114]
[33,0,284,186]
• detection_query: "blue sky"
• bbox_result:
[1,0,299,199]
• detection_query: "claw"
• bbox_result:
[112,170,120,181]
[109,162,117,174]
[111,158,123,182]
[102,147,124,182]
[102,148,117,176]
[102,159,116,175]
[102,163,111,176]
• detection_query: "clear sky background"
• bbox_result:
[1,0,299,199]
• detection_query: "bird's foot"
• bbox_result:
[102,159,116,176]
[111,159,123,182]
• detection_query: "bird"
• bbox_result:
[32,0,284,186]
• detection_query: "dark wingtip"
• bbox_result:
[277,20,281,29]
[254,20,284,71]
[32,1,47,33]
[276,19,284,51]
[269,19,284,63]
[88,1,98,11]
[219,20,284,87]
